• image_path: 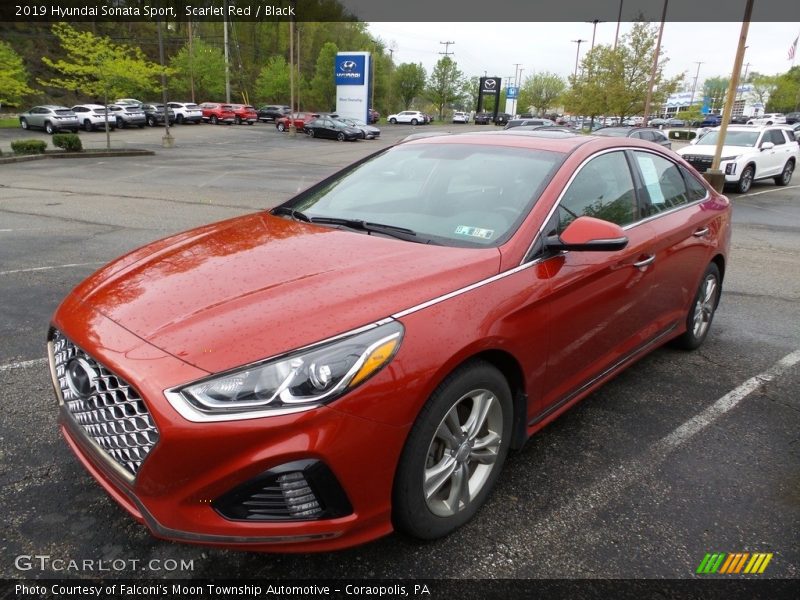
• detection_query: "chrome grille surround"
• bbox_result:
[50,329,159,478]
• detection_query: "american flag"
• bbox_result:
[790,35,799,61]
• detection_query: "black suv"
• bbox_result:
[141,103,175,127]
[258,105,291,123]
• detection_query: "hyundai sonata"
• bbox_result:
[49,131,731,551]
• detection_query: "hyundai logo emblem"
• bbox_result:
[340,60,357,72]
[484,79,497,89]
[65,357,98,399]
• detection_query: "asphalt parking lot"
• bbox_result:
[0,121,798,582]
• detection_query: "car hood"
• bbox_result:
[679,144,755,157]
[70,213,501,374]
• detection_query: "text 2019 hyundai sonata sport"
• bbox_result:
[49,131,731,552]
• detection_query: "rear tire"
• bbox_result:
[176,114,184,124]
[147,116,156,127]
[411,118,418,125]
[277,122,286,132]
[337,132,345,141]
[210,115,218,125]
[307,128,315,138]
[774,161,794,186]
[392,361,512,540]
[672,263,721,350]
[235,116,242,125]
[83,120,94,132]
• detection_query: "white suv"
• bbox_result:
[747,113,786,125]
[677,125,798,193]
[167,102,204,124]
[387,111,427,125]
[452,111,469,124]
[71,104,116,132]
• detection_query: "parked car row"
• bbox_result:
[272,112,381,141]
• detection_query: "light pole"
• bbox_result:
[614,0,624,49]
[642,0,668,127]
[587,20,603,50]
[690,61,704,108]
[571,39,587,79]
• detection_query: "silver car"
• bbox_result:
[338,117,381,139]
[107,104,146,128]
[19,105,80,134]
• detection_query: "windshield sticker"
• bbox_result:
[455,225,494,240]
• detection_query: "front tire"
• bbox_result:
[45,121,55,134]
[307,128,315,138]
[146,116,156,127]
[210,115,218,125]
[775,161,794,186]
[277,122,286,132]
[672,263,721,350]
[83,119,94,132]
[411,118,418,125]
[736,165,754,193]
[393,361,512,540]
[389,118,397,124]
[336,132,345,141]
[176,114,184,124]
[20,118,28,130]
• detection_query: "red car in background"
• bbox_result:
[229,104,258,125]
[48,132,730,553]
[275,112,318,132]
[199,102,235,125]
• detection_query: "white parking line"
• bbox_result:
[740,184,800,198]
[0,262,102,276]
[0,357,48,372]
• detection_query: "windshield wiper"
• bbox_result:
[271,206,311,222]
[307,217,418,239]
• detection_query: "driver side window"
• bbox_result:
[558,151,637,232]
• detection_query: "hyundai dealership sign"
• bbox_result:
[335,52,371,122]
[335,55,366,86]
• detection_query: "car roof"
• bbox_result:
[401,130,594,153]
[73,104,106,109]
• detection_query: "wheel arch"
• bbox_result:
[711,253,726,283]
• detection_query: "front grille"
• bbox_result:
[51,329,159,477]
[684,155,713,173]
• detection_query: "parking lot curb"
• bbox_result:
[0,148,155,164]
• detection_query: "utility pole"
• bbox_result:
[742,61,752,82]
[223,0,230,103]
[614,0,624,49]
[571,39,587,79]
[439,41,455,120]
[642,0,668,125]
[156,19,174,147]
[690,60,704,108]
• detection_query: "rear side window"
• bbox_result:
[767,129,787,145]
[634,151,691,214]
[559,151,637,230]
[681,167,709,202]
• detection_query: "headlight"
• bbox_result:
[171,321,403,419]
[719,155,740,161]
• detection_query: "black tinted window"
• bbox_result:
[681,167,708,202]
[768,129,786,145]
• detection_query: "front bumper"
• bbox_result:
[50,298,408,552]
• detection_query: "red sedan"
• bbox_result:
[275,112,318,132]
[49,132,730,552]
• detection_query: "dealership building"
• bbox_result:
[660,84,767,118]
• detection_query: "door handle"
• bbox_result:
[632,254,656,269]
[693,227,710,237]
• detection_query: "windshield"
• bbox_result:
[695,131,760,147]
[280,143,563,247]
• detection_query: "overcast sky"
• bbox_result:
[367,22,800,89]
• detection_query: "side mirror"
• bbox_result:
[760,141,775,151]
[546,216,629,252]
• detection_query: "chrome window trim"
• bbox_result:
[521,146,711,264]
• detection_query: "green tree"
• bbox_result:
[425,57,465,120]
[0,40,34,107]
[747,73,778,109]
[39,23,165,148]
[702,76,729,112]
[767,66,800,112]
[254,55,292,103]
[519,72,566,115]
[563,23,680,121]
[307,41,338,110]
[40,23,163,102]
[393,62,426,110]
[169,38,226,102]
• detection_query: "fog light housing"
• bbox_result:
[725,163,737,175]
[212,460,352,521]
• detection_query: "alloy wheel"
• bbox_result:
[692,274,718,340]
